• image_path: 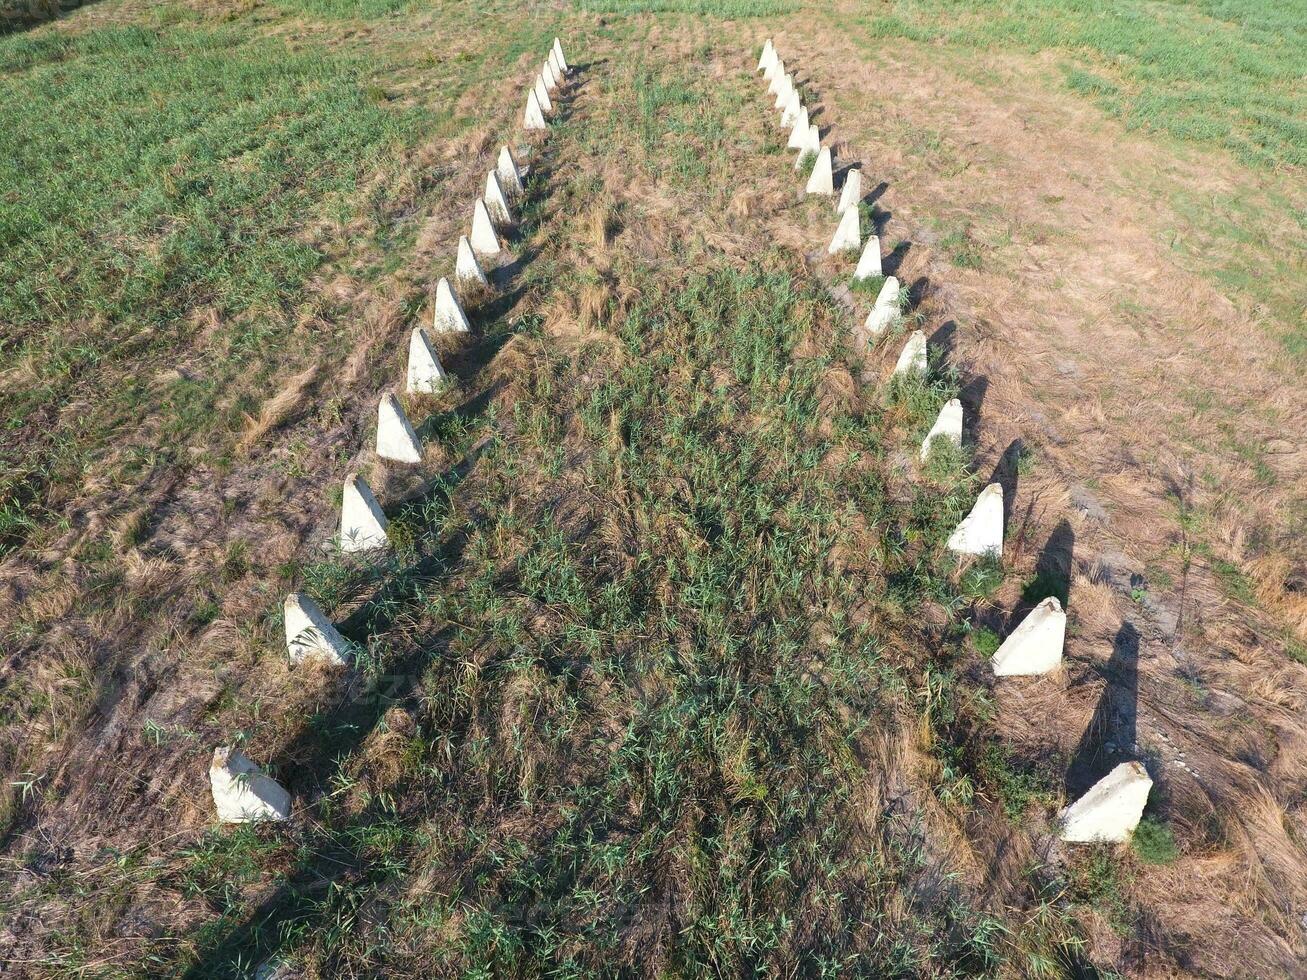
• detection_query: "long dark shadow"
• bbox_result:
[1065,621,1140,798]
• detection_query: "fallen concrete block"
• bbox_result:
[484,171,514,226]
[496,146,524,197]
[456,234,489,289]
[552,37,569,74]
[853,235,882,280]
[828,205,860,254]
[434,277,471,334]
[920,397,963,462]
[893,329,928,377]
[377,392,423,464]
[758,39,776,74]
[284,592,352,666]
[210,747,290,823]
[1061,761,1152,843]
[340,472,389,552]
[946,482,1004,557]
[470,199,500,256]
[786,107,810,149]
[406,325,447,394]
[523,89,547,131]
[991,596,1065,676]
[793,125,820,169]
[533,74,553,114]
[837,168,862,214]
[806,146,834,194]
[780,89,802,128]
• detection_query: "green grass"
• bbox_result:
[575,0,796,15]
[852,0,1307,172]
[1131,816,1180,865]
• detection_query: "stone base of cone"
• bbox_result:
[947,482,1004,557]
[210,747,290,823]
[1061,762,1152,843]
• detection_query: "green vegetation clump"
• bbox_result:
[1131,816,1180,865]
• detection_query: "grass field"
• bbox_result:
[1,0,1305,977]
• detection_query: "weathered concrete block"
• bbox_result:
[806,146,834,194]
[340,472,389,552]
[853,235,882,280]
[767,59,786,93]
[376,392,423,464]
[893,329,928,377]
[864,275,900,335]
[947,482,1004,557]
[837,168,862,215]
[920,397,962,461]
[786,107,810,149]
[470,199,500,256]
[773,73,793,110]
[406,325,447,394]
[1061,761,1152,843]
[552,37,569,74]
[533,74,553,115]
[210,747,290,823]
[284,592,352,666]
[523,89,547,131]
[434,277,471,334]
[991,596,1065,676]
[780,89,802,128]
[484,171,514,226]
[456,234,489,289]
[758,39,775,74]
[828,205,860,254]
[793,125,820,169]
[496,146,524,198]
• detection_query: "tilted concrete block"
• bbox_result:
[340,471,389,552]
[947,482,1004,557]
[1060,762,1152,843]
[991,596,1065,676]
[376,392,423,464]
[210,747,290,823]
[284,592,352,666]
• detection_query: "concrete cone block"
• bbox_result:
[837,168,862,214]
[340,472,389,552]
[853,235,882,280]
[920,398,963,462]
[456,235,489,289]
[470,199,501,256]
[780,89,801,128]
[805,146,834,194]
[828,205,860,254]
[773,74,793,110]
[376,393,423,464]
[893,329,928,377]
[523,89,547,131]
[991,596,1066,676]
[767,59,786,93]
[496,146,524,197]
[548,48,564,80]
[210,747,290,823]
[794,125,820,169]
[484,171,514,226]
[542,59,560,92]
[406,326,447,394]
[552,37,568,74]
[786,108,810,149]
[758,39,775,73]
[434,277,471,334]
[284,592,352,666]
[1060,762,1152,843]
[947,482,1004,557]
[533,75,553,114]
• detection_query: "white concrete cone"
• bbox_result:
[340,472,389,552]
[533,74,553,115]
[758,39,775,73]
[837,168,862,214]
[1060,762,1153,843]
[853,235,882,280]
[496,146,524,197]
[523,89,547,131]
[920,398,963,462]
[210,747,290,823]
[484,171,514,226]
[991,596,1066,676]
[780,89,802,128]
[552,37,568,74]
[786,107,810,149]
[946,482,1004,557]
[434,277,471,334]
[284,592,352,666]
[794,125,820,169]
[376,393,423,464]
[470,199,500,257]
[542,59,559,92]
[767,59,786,93]
[828,205,860,254]
[455,234,489,289]
[773,74,793,110]
[406,326,447,394]
[893,329,928,377]
[548,47,564,80]
[863,275,901,338]
[805,146,834,194]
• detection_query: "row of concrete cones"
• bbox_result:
[758,37,1151,844]
[209,39,575,825]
